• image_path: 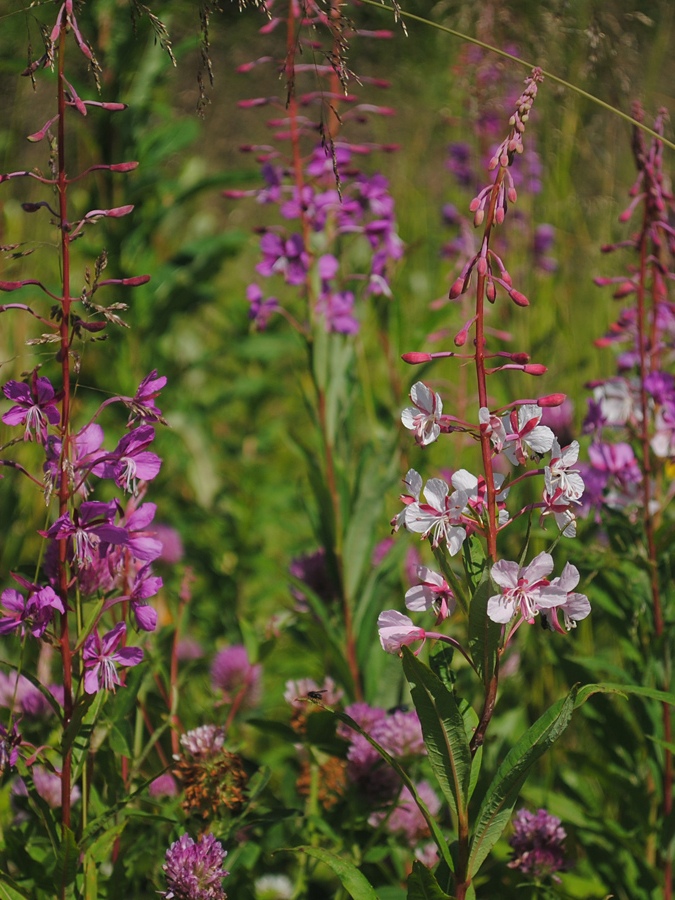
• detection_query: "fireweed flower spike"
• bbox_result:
[161,832,229,900]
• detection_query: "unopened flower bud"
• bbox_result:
[449,277,466,300]
[401,352,432,364]
[523,364,547,375]
[537,393,566,407]
[509,289,529,307]
[486,281,496,303]
[510,353,530,364]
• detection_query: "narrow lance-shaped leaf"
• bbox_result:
[402,647,471,821]
[468,688,577,878]
[295,846,379,900]
[406,860,454,900]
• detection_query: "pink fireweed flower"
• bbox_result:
[452,468,509,531]
[377,609,426,653]
[545,439,584,503]
[42,500,128,568]
[98,424,162,494]
[503,404,555,465]
[391,468,423,532]
[0,584,64,638]
[487,552,567,624]
[401,381,443,446]
[127,369,167,425]
[44,423,105,498]
[82,622,143,694]
[2,373,60,443]
[479,406,507,453]
[543,563,591,632]
[405,566,455,622]
[404,475,469,553]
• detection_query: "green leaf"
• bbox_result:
[0,876,32,900]
[468,688,578,878]
[402,648,471,820]
[295,846,379,900]
[406,861,454,899]
[467,569,500,682]
[55,826,78,890]
[575,682,675,708]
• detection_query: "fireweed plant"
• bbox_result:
[227,0,405,702]
[578,103,675,899]
[0,4,224,897]
[354,70,601,898]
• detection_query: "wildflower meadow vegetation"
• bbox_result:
[0,1,674,898]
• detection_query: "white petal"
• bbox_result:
[423,477,449,511]
[487,593,515,623]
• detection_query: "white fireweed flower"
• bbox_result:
[545,563,591,632]
[377,609,426,654]
[487,552,567,624]
[401,382,443,446]
[404,476,468,554]
[545,439,584,502]
[503,404,555,466]
[593,377,634,426]
[405,565,455,621]
[479,406,506,452]
[391,468,423,532]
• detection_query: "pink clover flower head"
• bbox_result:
[405,565,455,622]
[391,468,423,532]
[488,552,567,624]
[180,725,226,760]
[377,609,426,654]
[508,807,568,881]
[2,373,60,443]
[0,584,64,638]
[0,720,21,775]
[403,475,469,553]
[31,765,81,809]
[372,708,425,759]
[401,381,443,446]
[161,832,229,900]
[336,702,387,741]
[369,780,440,843]
[544,563,591,633]
[149,772,179,798]
[82,622,143,694]
[503,404,555,466]
[283,676,343,709]
[210,645,262,707]
[128,369,167,424]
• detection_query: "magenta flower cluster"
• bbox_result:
[508,807,568,881]
[226,5,403,335]
[161,832,229,900]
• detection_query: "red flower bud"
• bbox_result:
[537,393,567,407]
[523,364,547,375]
[401,352,432,364]
[509,289,529,307]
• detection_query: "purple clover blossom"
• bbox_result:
[2,373,60,443]
[369,780,441,843]
[42,500,128,568]
[82,621,143,694]
[210,645,262,707]
[180,725,225,760]
[508,807,568,881]
[0,584,64,638]
[161,832,229,900]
